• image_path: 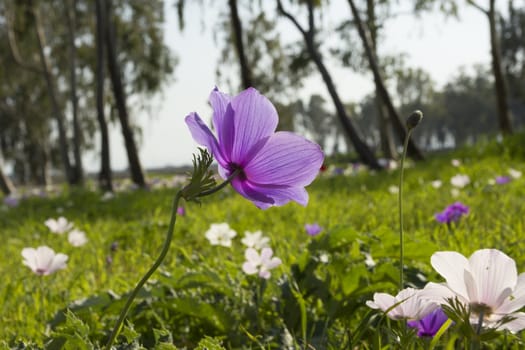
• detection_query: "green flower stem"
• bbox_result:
[399,128,414,291]
[105,170,240,349]
[105,191,182,349]
[197,168,242,197]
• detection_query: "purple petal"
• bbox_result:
[244,132,323,186]
[229,88,279,164]
[231,178,308,209]
[209,87,232,134]
[185,112,227,166]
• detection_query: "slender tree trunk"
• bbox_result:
[95,0,113,192]
[30,1,76,183]
[228,0,253,89]
[277,0,380,169]
[0,164,16,196]
[105,0,146,188]
[347,0,424,160]
[488,0,513,134]
[64,0,84,185]
[366,0,397,159]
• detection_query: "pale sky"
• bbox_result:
[85,1,494,172]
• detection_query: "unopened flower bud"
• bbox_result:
[406,110,423,130]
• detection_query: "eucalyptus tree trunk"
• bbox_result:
[277,0,381,169]
[228,0,253,89]
[0,165,16,196]
[64,0,84,185]
[488,0,513,134]
[95,0,113,192]
[105,0,146,188]
[366,0,397,159]
[31,1,76,183]
[347,0,424,160]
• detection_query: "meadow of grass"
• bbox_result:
[1,135,525,349]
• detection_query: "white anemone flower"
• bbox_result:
[366,287,439,321]
[68,229,88,247]
[451,159,461,167]
[423,249,525,332]
[241,230,270,249]
[45,216,74,234]
[242,247,282,279]
[508,168,522,179]
[204,223,237,247]
[450,174,470,188]
[21,246,68,275]
[431,180,443,189]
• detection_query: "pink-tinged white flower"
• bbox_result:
[242,247,282,279]
[241,230,270,249]
[451,159,461,167]
[21,246,68,275]
[508,168,522,179]
[423,249,525,332]
[68,229,88,247]
[366,288,439,321]
[45,216,74,234]
[205,223,237,247]
[450,174,470,188]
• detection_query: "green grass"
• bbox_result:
[1,135,525,349]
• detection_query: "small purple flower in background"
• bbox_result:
[185,87,324,209]
[21,246,68,275]
[495,176,511,185]
[242,247,282,279]
[435,202,469,224]
[205,223,237,247]
[45,217,74,234]
[110,241,118,252]
[3,194,20,208]
[176,206,186,216]
[68,229,88,247]
[305,223,323,236]
[407,307,448,337]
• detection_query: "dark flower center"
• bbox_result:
[229,163,247,181]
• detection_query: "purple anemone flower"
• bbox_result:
[495,176,511,185]
[177,206,186,216]
[407,307,448,338]
[305,223,323,236]
[435,202,469,224]
[185,87,324,209]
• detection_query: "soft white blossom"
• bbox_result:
[68,229,88,247]
[509,168,522,179]
[21,246,68,275]
[45,217,74,234]
[241,230,270,249]
[366,288,438,321]
[205,223,237,247]
[422,249,525,333]
[451,159,461,167]
[450,174,470,188]
[431,180,442,189]
[388,185,399,194]
[242,247,282,279]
